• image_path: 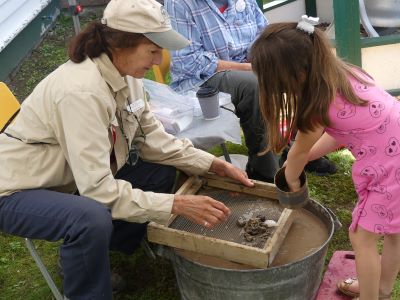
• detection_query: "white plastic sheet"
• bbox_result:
[143,79,241,149]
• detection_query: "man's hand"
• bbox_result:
[216,60,252,72]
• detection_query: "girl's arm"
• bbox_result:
[285,126,325,191]
[308,132,340,161]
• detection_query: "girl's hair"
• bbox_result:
[251,22,371,153]
[68,22,150,63]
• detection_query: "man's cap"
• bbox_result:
[101,0,190,50]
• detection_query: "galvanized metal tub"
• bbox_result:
[164,199,339,300]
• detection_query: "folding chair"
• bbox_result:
[152,49,171,84]
[0,82,20,133]
[0,82,64,300]
[152,51,233,163]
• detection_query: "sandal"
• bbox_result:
[337,278,392,299]
[349,293,391,300]
[378,292,392,300]
[337,278,360,298]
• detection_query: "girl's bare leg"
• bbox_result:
[379,233,400,299]
[349,226,381,300]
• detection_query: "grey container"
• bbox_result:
[274,167,309,209]
[196,86,220,120]
[158,199,340,300]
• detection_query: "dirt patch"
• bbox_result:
[237,214,277,246]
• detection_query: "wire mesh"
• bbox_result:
[169,186,283,249]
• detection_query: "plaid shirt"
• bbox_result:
[165,0,268,92]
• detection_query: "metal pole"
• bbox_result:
[25,238,64,300]
[305,0,317,17]
[67,0,81,35]
[256,0,263,10]
[333,0,362,66]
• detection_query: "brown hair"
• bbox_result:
[251,22,371,153]
[68,22,150,63]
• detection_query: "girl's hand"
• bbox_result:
[209,157,254,187]
[284,127,325,190]
[286,176,301,192]
[172,194,231,228]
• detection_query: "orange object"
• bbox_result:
[152,49,171,84]
[0,82,20,133]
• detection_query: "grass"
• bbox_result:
[1,7,400,300]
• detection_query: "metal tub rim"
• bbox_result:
[171,198,337,273]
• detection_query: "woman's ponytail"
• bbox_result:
[68,22,108,63]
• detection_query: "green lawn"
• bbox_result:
[1,8,399,300]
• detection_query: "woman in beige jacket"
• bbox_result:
[0,0,253,298]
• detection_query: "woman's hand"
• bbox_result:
[171,194,231,228]
[209,158,254,187]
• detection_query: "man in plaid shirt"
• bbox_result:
[165,0,338,178]
[165,0,279,182]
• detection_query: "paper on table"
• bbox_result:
[154,113,193,135]
[143,79,194,133]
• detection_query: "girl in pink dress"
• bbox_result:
[250,20,400,300]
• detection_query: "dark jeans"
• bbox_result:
[205,70,278,179]
[0,159,176,300]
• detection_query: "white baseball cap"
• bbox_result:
[101,0,190,50]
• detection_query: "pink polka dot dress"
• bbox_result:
[325,74,400,234]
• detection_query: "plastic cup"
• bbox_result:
[274,167,309,209]
[196,86,220,120]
